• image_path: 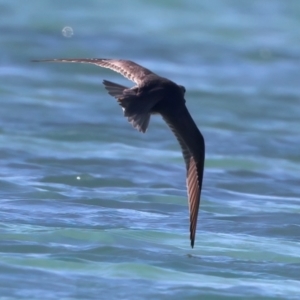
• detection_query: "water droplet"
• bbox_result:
[62,26,74,38]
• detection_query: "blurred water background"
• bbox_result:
[1,0,300,299]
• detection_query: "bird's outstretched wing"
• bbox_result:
[32,58,156,86]
[162,104,205,248]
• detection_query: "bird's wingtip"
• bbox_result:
[191,239,194,248]
[31,59,54,63]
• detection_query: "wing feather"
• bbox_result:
[32,58,156,86]
[162,104,205,248]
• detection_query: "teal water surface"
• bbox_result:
[1,1,300,299]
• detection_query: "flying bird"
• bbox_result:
[33,58,205,248]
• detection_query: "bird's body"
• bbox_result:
[33,58,205,248]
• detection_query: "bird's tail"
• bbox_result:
[103,80,127,98]
[102,80,151,133]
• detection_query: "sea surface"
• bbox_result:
[1,1,300,299]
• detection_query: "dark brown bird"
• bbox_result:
[33,58,205,248]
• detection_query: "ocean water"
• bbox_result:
[1,0,300,299]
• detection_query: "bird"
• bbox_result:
[32,58,205,248]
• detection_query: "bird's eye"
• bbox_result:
[179,85,186,94]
